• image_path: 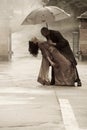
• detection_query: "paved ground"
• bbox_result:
[0,56,87,130]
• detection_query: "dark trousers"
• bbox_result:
[51,66,55,84]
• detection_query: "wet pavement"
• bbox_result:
[0,56,87,130]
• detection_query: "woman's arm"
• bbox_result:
[47,56,55,67]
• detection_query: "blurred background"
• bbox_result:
[0,0,87,60]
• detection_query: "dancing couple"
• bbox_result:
[29,27,82,87]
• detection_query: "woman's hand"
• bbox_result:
[51,62,58,68]
[47,56,58,68]
[51,61,55,66]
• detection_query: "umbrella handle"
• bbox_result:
[46,22,48,28]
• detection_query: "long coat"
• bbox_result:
[46,30,77,66]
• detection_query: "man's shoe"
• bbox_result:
[75,79,82,87]
[77,81,82,87]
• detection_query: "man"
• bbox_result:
[41,27,82,86]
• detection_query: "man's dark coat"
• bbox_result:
[46,29,77,66]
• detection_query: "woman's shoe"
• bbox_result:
[37,77,50,85]
[44,80,50,85]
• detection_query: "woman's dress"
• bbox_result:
[38,42,76,86]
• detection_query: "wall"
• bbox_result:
[79,19,87,60]
[79,20,87,51]
[0,0,11,61]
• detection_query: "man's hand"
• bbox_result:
[48,40,56,46]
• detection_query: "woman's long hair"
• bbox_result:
[28,41,39,56]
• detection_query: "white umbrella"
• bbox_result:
[22,6,70,27]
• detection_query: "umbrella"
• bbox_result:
[22,6,70,27]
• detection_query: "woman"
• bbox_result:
[29,37,76,86]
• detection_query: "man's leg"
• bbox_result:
[75,67,82,86]
[50,66,55,85]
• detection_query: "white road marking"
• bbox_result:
[59,99,79,130]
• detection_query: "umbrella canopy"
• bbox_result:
[22,6,70,26]
[77,11,87,19]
